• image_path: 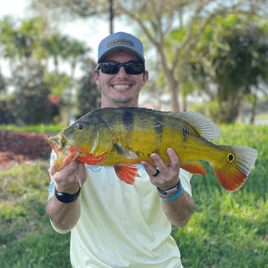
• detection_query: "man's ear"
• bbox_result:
[93,70,101,86]
[143,70,149,84]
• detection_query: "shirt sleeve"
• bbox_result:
[179,169,193,197]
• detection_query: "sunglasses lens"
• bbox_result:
[100,61,144,75]
[125,62,144,74]
[101,62,120,74]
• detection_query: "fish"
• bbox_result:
[46,107,258,191]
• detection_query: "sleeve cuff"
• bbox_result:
[179,169,193,197]
[50,220,72,235]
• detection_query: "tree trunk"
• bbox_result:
[170,80,179,112]
[71,59,76,80]
[250,94,257,124]
[182,91,187,112]
[54,56,59,75]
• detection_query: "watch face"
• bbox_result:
[157,180,181,195]
[166,187,178,194]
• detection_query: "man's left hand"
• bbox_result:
[140,148,180,191]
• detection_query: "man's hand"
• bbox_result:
[140,148,180,191]
[49,160,87,194]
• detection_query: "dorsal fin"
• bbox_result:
[170,111,221,140]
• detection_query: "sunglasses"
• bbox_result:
[98,60,145,75]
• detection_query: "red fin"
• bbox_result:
[214,166,247,191]
[114,165,140,185]
[181,162,206,175]
[77,151,108,165]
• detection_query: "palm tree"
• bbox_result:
[42,32,68,75]
[61,38,90,80]
[0,16,18,75]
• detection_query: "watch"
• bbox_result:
[54,187,81,203]
[157,180,181,196]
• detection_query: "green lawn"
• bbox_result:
[0,124,267,267]
[0,124,67,135]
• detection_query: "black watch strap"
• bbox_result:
[157,180,181,195]
[55,187,81,203]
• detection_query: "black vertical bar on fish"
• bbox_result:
[122,110,134,131]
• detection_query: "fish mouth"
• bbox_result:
[46,135,66,150]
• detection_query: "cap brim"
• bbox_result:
[98,46,145,63]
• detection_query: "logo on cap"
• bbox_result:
[107,39,134,48]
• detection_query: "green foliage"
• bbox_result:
[191,14,268,123]
[0,16,46,61]
[0,16,91,126]
[76,60,101,119]
[10,62,60,125]
[44,72,74,97]
[0,100,15,125]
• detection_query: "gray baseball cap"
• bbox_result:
[97,32,145,63]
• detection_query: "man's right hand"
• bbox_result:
[49,160,87,194]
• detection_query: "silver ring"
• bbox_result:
[152,169,160,177]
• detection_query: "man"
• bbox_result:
[47,32,195,268]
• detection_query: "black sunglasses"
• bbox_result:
[98,60,145,75]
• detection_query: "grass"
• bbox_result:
[0,124,267,267]
[0,124,67,134]
[0,161,71,268]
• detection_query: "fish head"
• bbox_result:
[46,121,114,170]
[46,122,97,170]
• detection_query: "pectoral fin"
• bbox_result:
[113,144,139,160]
[181,161,207,175]
[114,165,140,185]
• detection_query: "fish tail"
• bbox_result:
[213,146,258,191]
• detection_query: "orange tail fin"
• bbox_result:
[214,146,258,191]
[114,165,140,185]
[214,166,247,191]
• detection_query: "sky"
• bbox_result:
[0,0,135,76]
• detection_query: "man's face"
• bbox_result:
[93,50,149,108]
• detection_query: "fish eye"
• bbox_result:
[76,123,85,130]
[228,153,234,162]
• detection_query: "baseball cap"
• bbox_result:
[97,32,145,63]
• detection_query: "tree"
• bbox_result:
[190,14,268,123]
[76,58,101,119]
[0,16,20,75]
[11,62,59,125]
[0,16,49,75]
[61,38,90,80]
[42,32,69,75]
[44,72,74,97]
[30,0,267,111]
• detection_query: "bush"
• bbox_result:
[0,101,15,125]
[11,62,60,125]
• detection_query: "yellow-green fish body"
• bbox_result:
[47,107,258,191]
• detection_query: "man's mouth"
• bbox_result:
[112,84,132,90]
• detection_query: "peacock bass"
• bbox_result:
[46,107,258,191]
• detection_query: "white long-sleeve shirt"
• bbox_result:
[48,150,192,268]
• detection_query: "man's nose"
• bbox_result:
[116,66,128,77]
